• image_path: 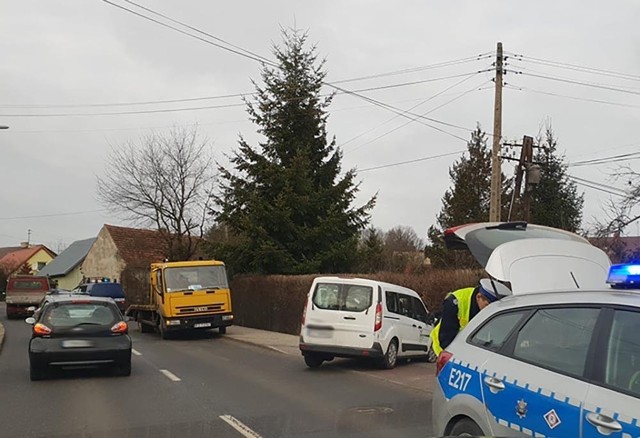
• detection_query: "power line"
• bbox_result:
[568,177,627,198]
[0,209,109,221]
[516,71,640,97]
[506,83,640,109]
[345,78,490,155]
[358,150,465,173]
[568,175,628,195]
[101,0,278,67]
[508,53,640,83]
[569,151,640,167]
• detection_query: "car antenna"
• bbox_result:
[570,272,580,289]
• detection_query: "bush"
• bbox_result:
[230,269,483,335]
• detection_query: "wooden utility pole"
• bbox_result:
[489,42,504,222]
[522,136,534,222]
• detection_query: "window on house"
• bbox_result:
[37,262,46,271]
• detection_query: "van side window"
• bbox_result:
[397,294,413,318]
[385,291,398,313]
[411,297,429,323]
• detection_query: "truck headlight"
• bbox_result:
[222,315,233,321]
[166,319,181,326]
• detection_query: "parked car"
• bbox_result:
[26,295,132,381]
[431,222,640,437]
[299,276,434,369]
[74,279,127,313]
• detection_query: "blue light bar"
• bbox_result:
[607,264,640,287]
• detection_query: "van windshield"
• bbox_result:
[312,283,373,312]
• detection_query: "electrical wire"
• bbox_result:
[508,53,640,83]
[506,83,640,109]
[358,150,465,173]
[568,175,628,195]
[516,71,640,97]
[0,209,109,221]
[345,78,490,155]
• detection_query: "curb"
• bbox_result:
[0,321,5,354]
[222,335,298,357]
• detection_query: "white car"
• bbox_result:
[432,222,640,437]
[299,276,434,369]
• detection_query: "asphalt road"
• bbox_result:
[0,303,433,438]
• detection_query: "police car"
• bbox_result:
[432,222,640,437]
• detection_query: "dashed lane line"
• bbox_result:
[219,415,262,438]
[160,369,181,382]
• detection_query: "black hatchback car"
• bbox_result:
[26,296,132,381]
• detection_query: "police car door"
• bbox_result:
[581,308,640,438]
[479,306,600,437]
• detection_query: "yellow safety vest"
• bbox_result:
[430,287,475,356]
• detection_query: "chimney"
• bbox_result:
[20,241,29,248]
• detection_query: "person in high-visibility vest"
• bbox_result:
[430,278,511,356]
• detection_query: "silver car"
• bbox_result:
[432,222,640,436]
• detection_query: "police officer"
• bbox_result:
[430,278,511,356]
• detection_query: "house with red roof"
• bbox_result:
[0,243,56,278]
[81,224,202,304]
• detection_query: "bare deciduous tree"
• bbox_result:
[97,127,215,261]
[385,225,424,253]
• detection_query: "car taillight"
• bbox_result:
[301,300,308,326]
[33,323,52,336]
[111,321,128,334]
[436,350,453,376]
[374,302,382,332]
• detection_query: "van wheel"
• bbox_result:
[30,364,47,381]
[381,339,398,369]
[218,326,227,334]
[304,353,324,368]
[450,418,484,436]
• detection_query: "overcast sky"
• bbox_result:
[1,0,639,251]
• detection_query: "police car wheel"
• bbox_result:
[449,418,483,436]
[381,339,398,369]
[303,353,323,368]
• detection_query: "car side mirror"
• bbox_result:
[25,317,36,325]
[26,306,36,312]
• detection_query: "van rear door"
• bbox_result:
[303,281,376,349]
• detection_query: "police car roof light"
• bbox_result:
[607,263,640,288]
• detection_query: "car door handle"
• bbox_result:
[586,413,623,434]
[483,376,505,393]
[343,316,356,320]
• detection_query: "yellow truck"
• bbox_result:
[126,260,233,339]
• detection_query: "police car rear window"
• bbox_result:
[87,283,125,299]
[470,311,527,351]
[312,283,373,312]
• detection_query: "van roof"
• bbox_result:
[312,276,421,297]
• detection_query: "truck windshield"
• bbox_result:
[164,266,229,292]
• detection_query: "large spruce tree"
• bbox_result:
[212,30,375,274]
[425,126,510,268]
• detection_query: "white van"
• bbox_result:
[299,276,434,369]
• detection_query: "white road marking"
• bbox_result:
[132,349,142,356]
[219,415,262,438]
[160,369,181,382]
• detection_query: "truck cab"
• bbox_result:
[5,275,51,319]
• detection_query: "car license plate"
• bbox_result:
[194,306,208,312]
[62,340,93,348]
[194,322,211,328]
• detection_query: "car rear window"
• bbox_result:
[87,283,125,298]
[9,279,49,291]
[41,303,118,328]
[312,283,373,312]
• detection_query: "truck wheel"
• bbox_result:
[303,353,324,368]
[218,326,227,334]
[139,321,154,333]
[159,317,171,340]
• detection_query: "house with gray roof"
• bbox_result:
[38,237,96,289]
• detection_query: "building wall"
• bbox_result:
[81,227,126,281]
[55,265,84,290]
[26,250,54,274]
